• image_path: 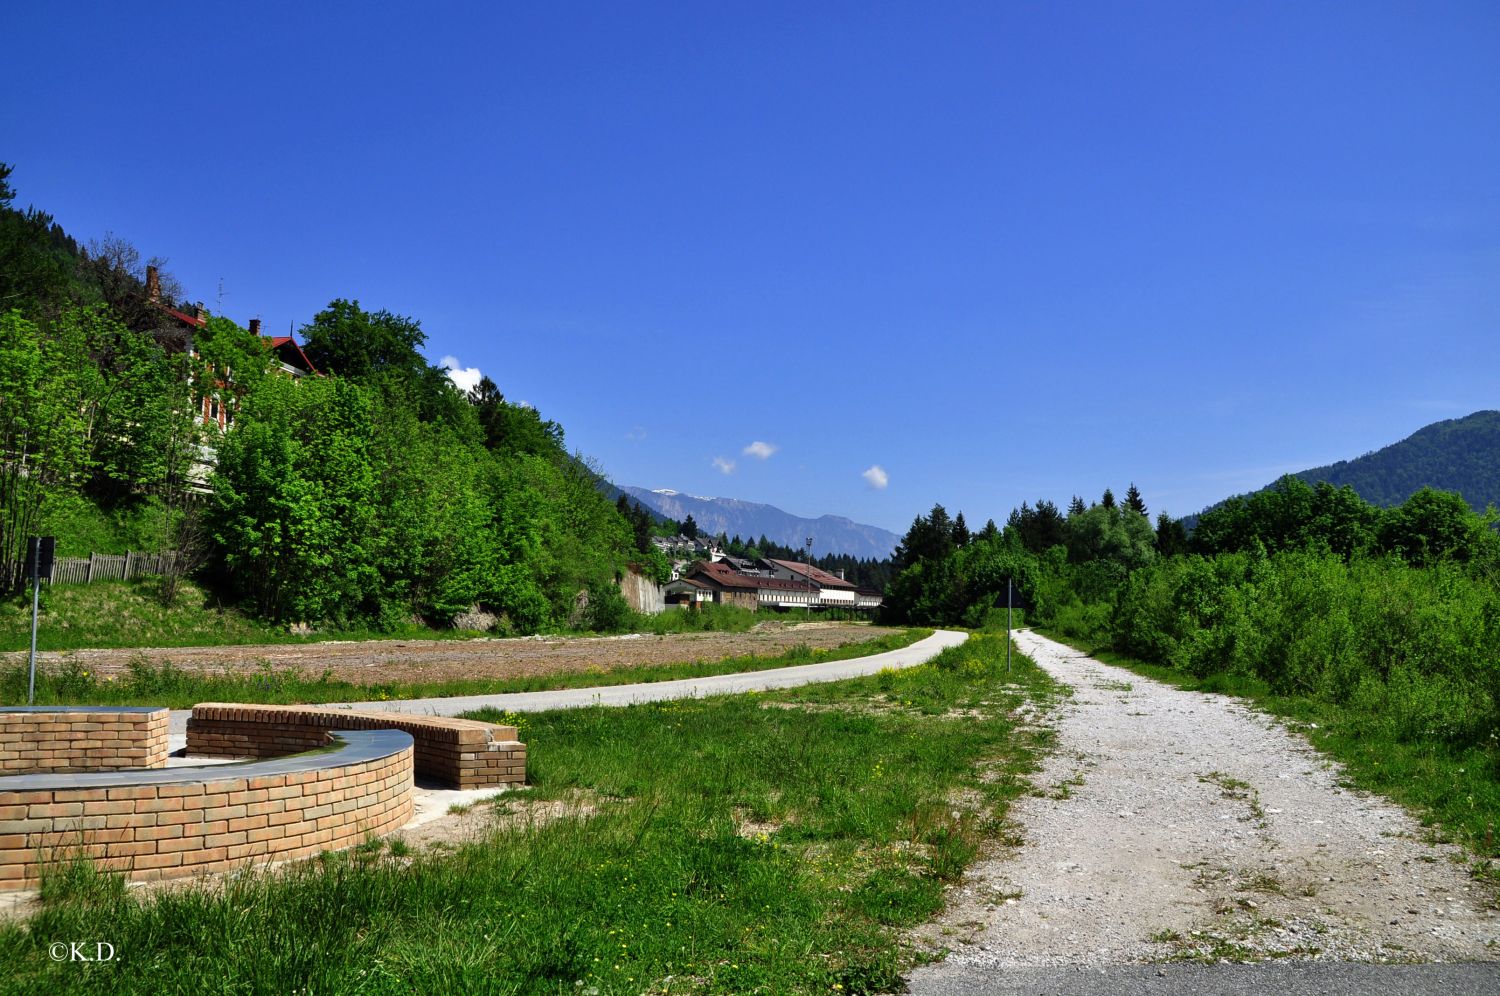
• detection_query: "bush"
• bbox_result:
[1108,550,1500,749]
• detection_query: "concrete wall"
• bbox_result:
[619,568,665,615]
[1,708,169,774]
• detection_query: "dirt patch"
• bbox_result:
[392,789,605,852]
[908,630,1500,982]
[9,624,897,686]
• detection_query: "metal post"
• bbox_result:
[28,541,41,705]
[1006,577,1013,673]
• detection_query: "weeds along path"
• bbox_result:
[908,629,1498,984]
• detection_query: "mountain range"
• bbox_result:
[619,487,902,561]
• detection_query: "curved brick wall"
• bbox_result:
[0,729,413,890]
[187,703,525,788]
[0,707,169,773]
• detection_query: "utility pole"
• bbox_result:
[27,540,41,704]
[1006,576,1013,673]
[805,536,814,617]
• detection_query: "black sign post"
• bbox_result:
[26,537,54,705]
[997,578,1031,673]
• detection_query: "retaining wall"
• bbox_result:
[186,703,525,788]
[0,729,413,890]
[0,707,169,774]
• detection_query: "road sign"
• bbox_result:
[25,536,55,581]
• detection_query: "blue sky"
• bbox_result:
[6,2,1497,534]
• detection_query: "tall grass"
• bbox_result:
[0,634,1057,995]
[0,629,932,709]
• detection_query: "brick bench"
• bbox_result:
[1,707,170,774]
[186,704,526,789]
[0,729,413,890]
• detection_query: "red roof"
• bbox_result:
[164,307,206,329]
[691,562,815,593]
[263,336,320,375]
[768,559,857,589]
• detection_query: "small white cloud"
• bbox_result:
[516,400,533,409]
[742,440,778,460]
[862,464,889,490]
[439,354,483,394]
[625,426,648,442]
[712,456,736,475]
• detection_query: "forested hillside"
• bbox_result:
[1183,411,1500,534]
[1286,410,1500,511]
[0,162,666,633]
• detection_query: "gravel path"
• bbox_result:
[166,629,970,734]
[908,630,1498,988]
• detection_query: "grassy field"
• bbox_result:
[0,629,931,709]
[0,580,492,653]
[0,582,806,653]
[1036,627,1500,877]
[0,633,1059,995]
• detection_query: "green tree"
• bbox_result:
[0,310,93,592]
[1155,512,1189,558]
[1379,487,1495,567]
[1124,483,1147,516]
[952,511,972,548]
[210,375,380,622]
[468,375,563,457]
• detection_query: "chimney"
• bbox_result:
[248,318,261,337]
[835,569,846,581]
[194,302,208,322]
[146,265,161,303]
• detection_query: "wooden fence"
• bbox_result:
[47,551,179,585]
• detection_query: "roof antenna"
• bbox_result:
[216,277,226,311]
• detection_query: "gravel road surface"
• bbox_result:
[167,628,969,734]
[907,630,1497,993]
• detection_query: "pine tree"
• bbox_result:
[1124,483,1147,516]
[1101,488,1116,510]
[952,511,971,547]
[682,514,699,539]
[1068,495,1086,517]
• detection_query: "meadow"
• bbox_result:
[0,633,1057,995]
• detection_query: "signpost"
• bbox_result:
[25,537,55,705]
[997,578,1031,673]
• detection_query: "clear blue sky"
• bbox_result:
[6,2,1497,534]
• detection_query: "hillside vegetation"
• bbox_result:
[0,162,667,634]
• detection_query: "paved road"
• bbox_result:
[908,960,1500,996]
[167,628,968,734]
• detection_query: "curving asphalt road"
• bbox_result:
[166,628,968,734]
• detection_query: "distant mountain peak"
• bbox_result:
[621,486,899,560]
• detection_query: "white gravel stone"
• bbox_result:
[907,630,1500,974]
